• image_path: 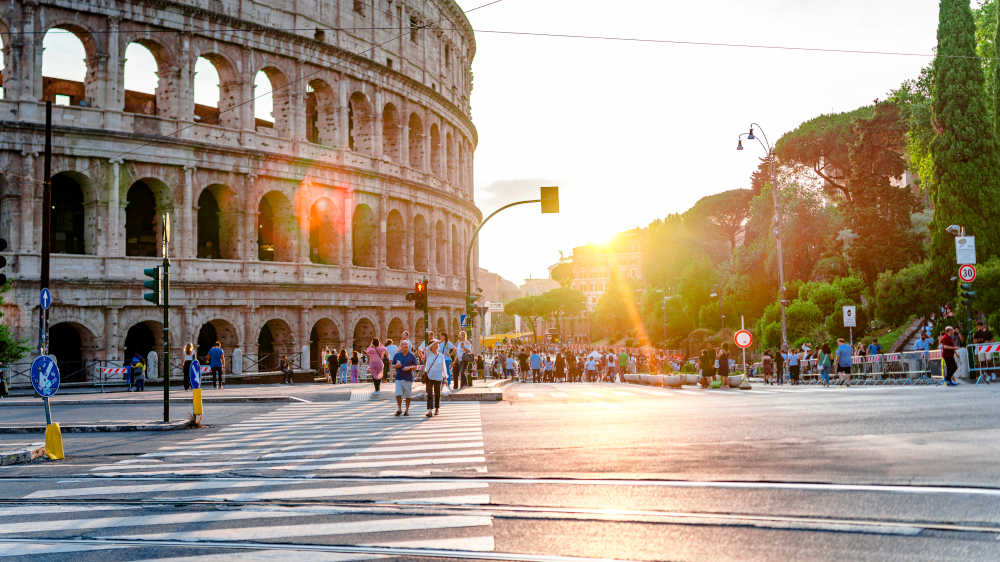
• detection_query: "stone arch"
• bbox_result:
[430,123,442,175]
[258,318,294,372]
[309,197,340,265]
[387,317,405,343]
[197,184,238,259]
[413,214,429,272]
[415,317,427,344]
[125,178,172,257]
[352,203,376,267]
[254,66,291,136]
[408,113,424,169]
[193,53,240,128]
[123,320,163,365]
[436,316,447,337]
[50,171,92,255]
[0,23,8,99]
[49,322,97,382]
[435,219,447,273]
[41,26,97,106]
[452,223,463,277]
[446,131,457,183]
[305,78,337,145]
[382,103,401,161]
[348,92,374,153]
[352,317,376,352]
[195,319,239,366]
[122,41,162,116]
[310,318,342,372]
[386,209,405,269]
[257,191,296,262]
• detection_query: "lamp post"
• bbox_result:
[737,124,787,349]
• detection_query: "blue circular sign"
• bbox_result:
[30,355,60,397]
[189,359,201,389]
[40,288,52,310]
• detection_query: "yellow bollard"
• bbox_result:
[193,388,203,416]
[44,423,64,460]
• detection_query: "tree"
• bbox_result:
[504,296,543,341]
[549,262,574,288]
[931,0,1000,291]
[0,283,31,365]
[537,287,586,330]
[685,189,753,255]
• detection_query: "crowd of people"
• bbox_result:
[481,343,673,383]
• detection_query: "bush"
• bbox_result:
[874,260,937,327]
[680,362,697,374]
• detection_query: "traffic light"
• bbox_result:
[540,186,559,214]
[960,282,976,306]
[406,280,428,310]
[143,266,162,305]
[0,238,7,285]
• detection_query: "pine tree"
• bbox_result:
[931,0,1000,287]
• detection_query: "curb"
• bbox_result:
[444,391,503,401]
[0,443,45,465]
[0,420,191,434]
[0,396,302,407]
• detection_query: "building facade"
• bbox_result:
[0,0,479,378]
[570,230,643,311]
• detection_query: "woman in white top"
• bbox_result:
[182,343,195,391]
[423,339,447,417]
[454,330,474,390]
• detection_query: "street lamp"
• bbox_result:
[736,123,787,350]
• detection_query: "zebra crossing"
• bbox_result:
[504,383,930,401]
[1,402,495,559]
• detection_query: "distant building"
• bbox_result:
[520,278,559,297]
[570,229,644,311]
[476,268,522,304]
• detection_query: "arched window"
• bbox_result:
[257,192,295,262]
[258,319,294,372]
[348,92,374,153]
[42,27,90,106]
[125,181,158,257]
[194,56,221,126]
[452,224,462,277]
[50,173,86,254]
[310,318,341,373]
[254,70,275,130]
[309,198,339,265]
[382,104,401,161]
[353,318,376,352]
[306,79,337,145]
[387,318,405,343]
[408,113,424,169]
[1,33,7,99]
[413,214,428,272]
[197,185,237,259]
[435,220,446,273]
[197,189,221,259]
[123,42,158,115]
[430,124,442,175]
[446,132,457,183]
[386,209,405,269]
[352,204,376,267]
[253,67,291,136]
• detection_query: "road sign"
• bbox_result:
[956,236,976,265]
[40,288,51,310]
[733,329,753,349]
[959,264,977,283]
[189,359,202,390]
[843,305,857,328]
[460,314,468,328]
[30,355,60,397]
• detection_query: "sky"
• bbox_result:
[456,0,941,285]
[30,0,943,286]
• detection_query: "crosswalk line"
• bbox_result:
[0,543,129,557]
[107,449,486,471]
[147,550,377,561]
[28,480,488,500]
[111,515,492,542]
[515,392,534,398]
[365,535,495,551]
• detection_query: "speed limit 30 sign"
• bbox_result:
[733,329,753,349]
[959,264,977,283]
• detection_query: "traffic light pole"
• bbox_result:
[162,256,170,423]
[39,101,52,359]
[464,200,540,338]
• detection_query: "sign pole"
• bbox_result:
[741,316,746,376]
[162,214,171,423]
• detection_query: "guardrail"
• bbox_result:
[968,342,1000,384]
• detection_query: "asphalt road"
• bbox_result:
[1,381,998,561]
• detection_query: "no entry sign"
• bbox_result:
[734,329,753,349]
[959,264,977,283]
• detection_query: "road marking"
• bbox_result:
[515,392,534,398]
[550,392,568,398]
[106,450,487,472]
[0,543,128,557]
[364,535,495,551]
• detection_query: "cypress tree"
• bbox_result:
[930,0,1000,285]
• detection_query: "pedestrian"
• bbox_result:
[788,346,800,385]
[455,330,474,389]
[717,344,730,388]
[279,354,294,384]
[182,343,195,391]
[555,352,566,383]
[940,326,960,386]
[775,347,785,385]
[132,355,146,392]
[762,349,774,385]
[385,339,399,374]
[366,338,387,392]
[337,349,348,383]
[207,341,225,390]
[818,343,832,387]
[867,338,882,357]
[835,337,853,387]
[392,340,418,416]
[529,348,542,383]
[321,346,332,382]
[423,339,447,417]
[505,353,517,380]
[350,350,359,383]
[585,355,598,382]
[476,354,485,380]
[326,350,338,384]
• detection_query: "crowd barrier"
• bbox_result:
[968,342,1000,384]
[749,350,945,385]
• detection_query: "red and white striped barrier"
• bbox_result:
[975,343,1000,354]
[101,367,129,376]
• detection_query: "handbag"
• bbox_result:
[421,350,443,384]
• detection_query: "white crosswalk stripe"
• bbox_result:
[7,402,494,559]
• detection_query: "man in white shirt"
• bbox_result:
[423,339,447,417]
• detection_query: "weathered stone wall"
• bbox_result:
[0,0,479,371]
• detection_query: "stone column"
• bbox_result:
[104,307,121,360]
[337,81,350,148]
[242,174,258,260]
[372,90,384,160]
[108,159,124,257]
[342,308,353,352]
[18,152,37,253]
[298,307,310,369]
[94,17,120,110]
[342,192,354,268]
[376,192,387,284]
[8,4,36,102]
[404,200,414,270]
[182,166,195,258]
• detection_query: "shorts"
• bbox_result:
[394,379,413,398]
[836,365,851,374]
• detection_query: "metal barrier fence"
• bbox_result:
[968,342,1000,384]
[747,350,944,385]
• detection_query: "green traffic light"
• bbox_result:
[143,266,161,304]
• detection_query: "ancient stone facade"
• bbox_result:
[0,0,479,378]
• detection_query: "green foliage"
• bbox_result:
[0,283,31,365]
[680,362,696,374]
[549,262,574,288]
[537,287,586,328]
[685,189,754,254]
[874,260,937,327]
[931,0,1000,296]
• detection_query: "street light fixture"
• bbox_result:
[736,122,788,350]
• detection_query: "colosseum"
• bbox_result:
[0,0,480,380]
